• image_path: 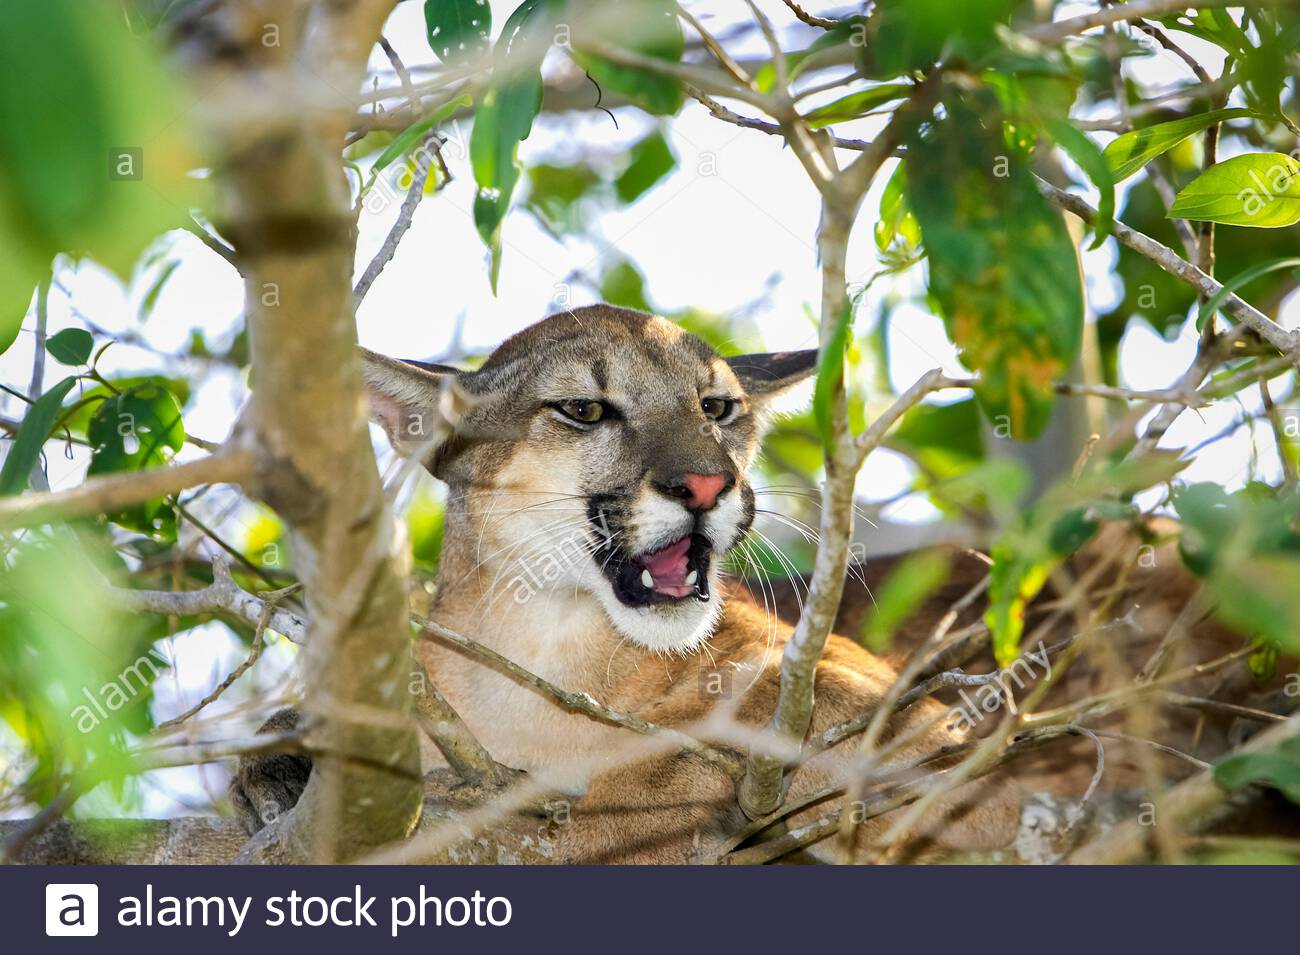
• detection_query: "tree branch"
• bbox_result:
[1068,713,1300,863]
[780,0,840,30]
[685,84,873,150]
[852,370,975,465]
[108,558,503,787]
[2,771,557,865]
[108,555,307,641]
[1037,177,1300,358]
[0,448,253,533]
[182,0,421,863]
[353,129,442,307]
[1024,0,1292,46]
[418,616,739,776]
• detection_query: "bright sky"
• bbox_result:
[0,2,1294,815]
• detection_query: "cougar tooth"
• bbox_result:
[641,569,654,589]
[685,570,698,585]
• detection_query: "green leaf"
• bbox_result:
[45,328,94,366]
[1195,256,1300,330]
[58,375,192,438]
[1212,556,1300,654]
[1103,108,1254,182]
[906,94,1083,439]
[1174,483,1300,653]
[981,455,1178,667]
[1237,10,1300,121]
[1047,120,1113,248]
[981,48,1079,120]
[87,383,185,474]
[1174,482,1241,576]
[406,488,446,573]
[572,0,683,116]
[812,298,853,451]
[1160,9,1250,58]
[986,544,1051,668]
[0,0,204,305]
[470,0,560,290]
[888,397,985,480]
[472,81,542,288]
[525,161,601,234]
[859,551,950,652]
[0,533,159,800]
[371,95,469,182]
[874,161,920,253]
[0,377,78,496]
[86,383,185,538]
[0,1,107,246]
[1216,734,1300,804]
[600,259,652,312]
[860,0,1018,79]
[423,0,492,63]
[803,84,911,128]
[615,130,676,203]
[1169,152,1300,227]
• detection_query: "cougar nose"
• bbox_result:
[658,472,733,511]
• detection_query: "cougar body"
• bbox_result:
[236,305,1022,861]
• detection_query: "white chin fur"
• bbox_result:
[590,488,744,652]
[592,565,724,653]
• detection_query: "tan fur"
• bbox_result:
[384,305,1021,862]
[234,306,1293,860]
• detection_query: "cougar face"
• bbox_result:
[363,305,815,652]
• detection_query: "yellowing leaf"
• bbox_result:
[906,94,1083,439]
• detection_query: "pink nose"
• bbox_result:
[679,473,728,510]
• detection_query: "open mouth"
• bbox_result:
[601,533,713,608]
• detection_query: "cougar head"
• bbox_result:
[362,304,815,652]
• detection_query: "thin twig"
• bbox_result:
[853,370,975,465]
[1260,375,1299,486]
[1025,0,1292,45]
[417,615,739,776]
[1055,380,1208,407]
[675,5,754,89]
[0,448,254,533]
[685,84,872,150]
[353,129,443,307]
[155,578,302,729]
[1037,178,1300,358]
[1083,726,1211,770]
[412,656,509,787]
[1069,713,1300,863]
[184,219,239,268]
[742,0,788,96]
[1062,727,1105,833]
[1133,20,1212,85]
[780,0,840,30]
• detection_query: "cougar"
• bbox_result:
[232,304,1023,862]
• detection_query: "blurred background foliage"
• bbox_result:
[1,0,1300,836]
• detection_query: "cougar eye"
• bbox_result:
[553,399,606,424]
[701,397,734,421]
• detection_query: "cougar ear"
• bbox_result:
[725,350,818,404]
[359,347,471,460]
